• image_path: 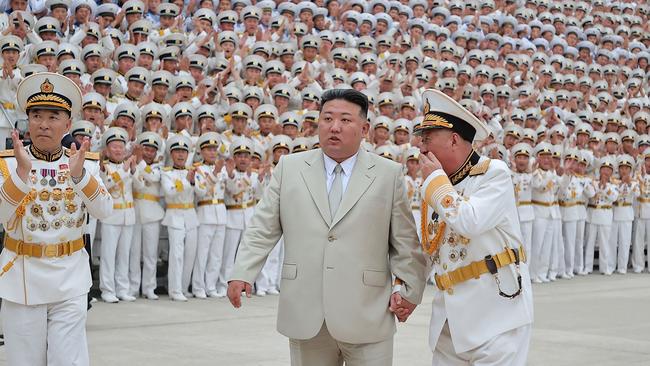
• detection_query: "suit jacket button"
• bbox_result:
[328,235,335,242]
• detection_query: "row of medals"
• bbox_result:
[26,169,84,231]
[428,215,470,265]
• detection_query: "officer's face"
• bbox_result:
[170,149,188,167]
[201,146,218,164]
[141,145,157,164]
[28,109,71,152]
[233,152,251,171]
[318,99,369,163]
[106,140,127,162]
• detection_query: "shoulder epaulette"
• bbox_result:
[163,166,173,171]
[85,152,100,160]
[0,149,15,157]
[469,159,491,176]
[193,162,202,167]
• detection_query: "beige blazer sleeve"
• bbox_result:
[388,164,428,305]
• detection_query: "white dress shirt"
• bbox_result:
[323,151,358,195]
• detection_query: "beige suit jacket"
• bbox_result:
[231,148,427,344]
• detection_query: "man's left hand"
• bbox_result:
[70,137,89,179]
[420,152,443,179]
[389,293,417,323]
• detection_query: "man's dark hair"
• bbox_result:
[320,89,368,121]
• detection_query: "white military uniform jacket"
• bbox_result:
[0,146,112,305]
[421,153,533,353]
[558,174,594,221]
[194,163,227,226]
[531,168,560,219]
[161,166,199,230]
[636,171,650,219]
[132,160,165,224]
[224,170,259,230]
[100,161,136,226]
[613,179,639,222]
[587,181,619,225]
[511,171,534,222]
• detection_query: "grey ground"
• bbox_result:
[0,273,649,365]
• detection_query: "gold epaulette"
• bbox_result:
[611,177,622,184]
[163,166,173,171]
[0,149,14,157]
[250,130,260,137]
[469,159,491,176]
[193,162,202,167]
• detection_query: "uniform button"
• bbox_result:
[328,235,336,242]
[443,264,448,270]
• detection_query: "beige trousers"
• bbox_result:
[289,322,393,366]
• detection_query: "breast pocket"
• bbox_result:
[281,263,297,280]
[362,270,389,287]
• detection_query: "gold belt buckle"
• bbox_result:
[44,244,59,257]
[242,202,247,209]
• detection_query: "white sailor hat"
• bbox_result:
[172,102,194,119]
[45,0,70,10]
[230,137,254,155]
[415,89,489,142]
[158,2,179,17]
[197,132,221,150]
[58,59,85,76]
[280,111,301,128]
[116,44,138,60]
[511,142,532,157]
[195,8,217,25]
[271,134,292,151]
[129,19,151,35]
[123,0,145,15]
[17,72,82,117]
[617,154,635,168]
[393,118,412,134]
[82,92,106,110]
[20,64,47,77]
[403,147,420,161]
[291,137,310,153]
[174,75,195,90]
[241,5,261,21]
[217,10,238,24]
[167,134,192,153]
[534,142,553,156]
[229,103,252,119]
[33,41,58,58]
[597,156,616,170]
[114,102,140,122]
[70,120,95,137]
[35,16,61,34]
[375,145,398,161]
[254,104,278,120]
[137,131,163,150]
[101,126,129,148]
[373,116,393,131]
[125,66,150,84]
[0,35,23,52]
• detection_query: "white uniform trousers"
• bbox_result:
[412,209,422,241]
[129,221,161,295]
[100,223,134,297]
[562,221,578,275]
[611,220,633,273]
[256,238,283,292]
[87,217,98,260]
[193,224,227,294]
[219,227,243,292]
[519,220,533,264]
[549,219,564,279]
[166,226,198,295]
[632,218,650,272]
[432,322,531,366]
[585,223,612,274]
[531,218,554,281]
[1,294,89,366]
[574,220,586,275]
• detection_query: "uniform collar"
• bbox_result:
[173,165,186,170]
[29,144,63,162]
[449,150,481,186]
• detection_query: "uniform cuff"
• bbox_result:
[420,169,454,207]
[0,172,30,206]
[71,170,101,201]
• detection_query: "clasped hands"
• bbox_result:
[389,292,417,323]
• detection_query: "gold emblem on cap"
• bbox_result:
[40,78,54,93]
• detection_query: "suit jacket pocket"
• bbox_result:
[281,263,297,280]
[362,270,389,287]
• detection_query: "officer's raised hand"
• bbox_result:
[69,137,89,180]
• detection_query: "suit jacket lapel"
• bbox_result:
[331,149,376,228]
[300,151,332,226]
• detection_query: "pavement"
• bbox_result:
[0,273,649,365]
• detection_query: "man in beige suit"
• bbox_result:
[228,89,427,366]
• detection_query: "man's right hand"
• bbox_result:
[227,280,252,308]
